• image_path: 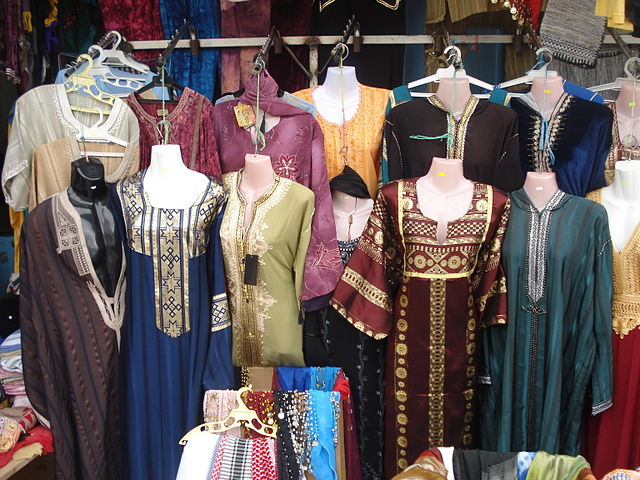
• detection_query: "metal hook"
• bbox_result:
[444,45,463,69]
[535,47,553,67]
[334,42,349,63]
[624,56,640,80]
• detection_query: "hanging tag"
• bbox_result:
[156,108,169,117]
[234,104,256,128]
[243,254,259,285]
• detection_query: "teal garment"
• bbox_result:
[480,188,613,456]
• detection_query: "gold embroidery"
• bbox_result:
[428,95,479,160]
[612,295,640,337]
[341,267,393,312]
[428,278,446,447]
[211,293,230,332]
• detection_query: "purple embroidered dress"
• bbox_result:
[212,72,341,310]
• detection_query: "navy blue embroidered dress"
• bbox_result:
[112,171,233,480]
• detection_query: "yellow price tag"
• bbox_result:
[437,172,446,177]
[630,102,637,107]
[544,89,551,94]
[234,104,256,128]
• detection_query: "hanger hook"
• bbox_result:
[535,47,553,66]
[112,31,122,49]
[337,42,349,63]
[444,45,463,69]
[624,56,640,80]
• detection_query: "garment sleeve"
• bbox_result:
[330,187,402,339]
[586,108,614,194]
[494,115,525,193]
[301,121,343,311]
[203,207,234,391]
[384,111,404,183]
[2,99,32,211]
[294,191,315,311]
[472,194,510,328]
[589,209,613,415]
[200,98,222,179]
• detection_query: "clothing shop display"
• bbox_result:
[20,191,124,479]
[294,84,389,198]
[213,72,342,309]
[220,171,314,367]
[512,94,613,197]
[332,179,510,476]
[383,96,524,192]
[126,88,221,177]
[112,171,233,480]
[2,84,139,211]
[481,189,612,456]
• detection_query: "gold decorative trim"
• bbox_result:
[211,293,231,332]
[341,267,393,313]
[330,299,388,340]
[613,294,640,338]
[428,278,446,447]
[428,95,479,160]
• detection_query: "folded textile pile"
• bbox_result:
[0,331,25,397]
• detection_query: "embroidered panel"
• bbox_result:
[53,196,90,276]
[394,280,410,471]
[211,293,231,333]
[428,278,446,447]
[341,267,393,313]
[526,94,572,172]
[117,171,222,338]
[427,95,479,160]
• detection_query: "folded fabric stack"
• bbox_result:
[0,331,25,397]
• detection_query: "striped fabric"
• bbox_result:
[217,436,253,480]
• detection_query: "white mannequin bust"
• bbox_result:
[436,77,472,118]
[601,161,640,251]
[530,75,565,120]
[312,66,360,124]
[332,190,374,242]
[239,153,275,227]
[416,157,474,243]
[615,81,640,145]
[523,171,560,211]
[144,144,209,209]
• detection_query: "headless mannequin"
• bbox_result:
[416,157,474,243]
[239,153,276,227]
[312,66,360,124]
[601,161,640,251]
[332,190,374,241]
[615,80,640,144]
[522,171,560,211]
[67,157,121,297]
[530,75,565,120]
[144,144,209,209]
[435,77,472,118]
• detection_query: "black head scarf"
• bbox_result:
[329,165,370,199]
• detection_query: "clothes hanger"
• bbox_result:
[408,46,495,96]
[93,31,150,76]
[498,48,558,90]
[135,71,183,103]
[589,56,640,92]
[75,108,128,147]
[64,54,116,110]
[178,386,277,445]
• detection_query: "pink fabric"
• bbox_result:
[213,74,342,309]
[126,88,221,178]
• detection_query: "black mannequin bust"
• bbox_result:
[67,157,121,297]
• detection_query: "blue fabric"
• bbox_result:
[111,181,233,480]
[158,0,220,99]
[465,28,505,94]
[276,367,311,391]
[310,367,340,392]
[563,80,604,103]
[308,390,338,480]
[517,452,537,480]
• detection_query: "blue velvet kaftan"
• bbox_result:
[112,171,233,480]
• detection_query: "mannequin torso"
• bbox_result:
[615,81,640,145]
[601,161,640,251]
[530,75,565,120]
[332,190,374,241]
[312,66,360,124]
[144,144,209,209]
[435,77,472,118]
[239,153,276,227]
[67,157,121,297]
[522,171,560,210]
[416,157,474,243]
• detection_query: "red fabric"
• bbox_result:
[333,372,351,400]
[584,329,640,478]
[418,448,445,464]
[250,438,278,479]
[0,426,54,467]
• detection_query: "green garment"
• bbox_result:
[526,451,591,480]
[480,188,613,455]
[220,171,314,367]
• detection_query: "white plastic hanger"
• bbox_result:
[498,48,558,90]
[75,104,128,147]
[408,46,494,97]
[92,32,149,76]
[589,56,640,92]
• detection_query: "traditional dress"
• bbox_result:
[112,171,234,480]
[584,189,640,477]
[383,96,524,192]
[221,171,314,367]
[480,189,613,456]
[511,93,613,196]
[21,191,125,479]
[331,179,510,476]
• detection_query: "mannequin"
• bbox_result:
[239,153,276,227]
[436,77,472,118]
[601,161,640,251]
[67,157,121,297]
[312,66,360,123]
[416,157,474,243]
[332,190,373,241]
[615,80,640,144]
[522,171,560,211]
[530,75,565,120]
[143,144,209,209]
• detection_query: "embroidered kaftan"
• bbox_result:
[112,171,233,480]
[480,189,613,456]
[331,179,510,476]
[220,171,314,367]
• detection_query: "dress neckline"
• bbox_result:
[591,188,640,255]
[55,84,124,134]
[139,169,213,212]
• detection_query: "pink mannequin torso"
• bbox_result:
[416,157,474,243]
[522,171,560,210]
[435,77,472,118]
[332,190,374,241]
[239,153,275,227]
[530,75,565,120]
[615,81,640,145]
